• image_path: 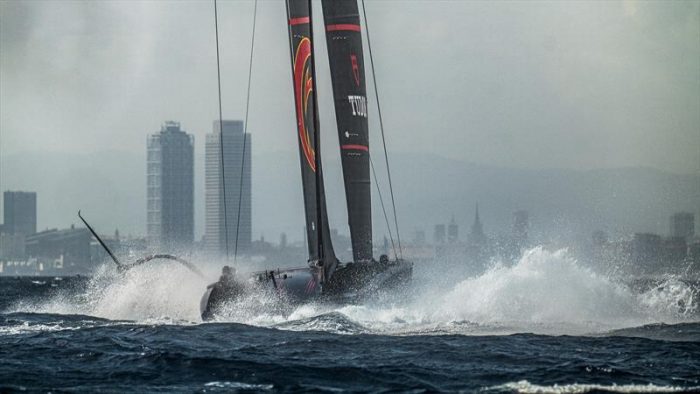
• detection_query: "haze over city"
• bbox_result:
[1,0,698,241]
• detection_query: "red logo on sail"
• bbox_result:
[350,54,360,87]
[293,37,316,172]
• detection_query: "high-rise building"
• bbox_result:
[147,121,194,250]
[670,212,694,240]
[3,191,37,235]
[205,120,251,256]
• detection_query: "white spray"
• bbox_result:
[14,247,698,335]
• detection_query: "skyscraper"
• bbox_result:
[205,120,251,256]
[147,121,194,250]
[3,191,37,235]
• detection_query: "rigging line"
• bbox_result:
[361,0,403,259]
[369,156,398,260]
[214,0,230,261]
[214,0,229,262]
[233,0,258,265]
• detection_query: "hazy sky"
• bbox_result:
[1,0,698,174]
[1,0,699,241]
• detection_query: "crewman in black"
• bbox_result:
[201,265,244,320]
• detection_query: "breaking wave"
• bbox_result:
[417,247,698,333]
[9,247,699,336]
[10,261,212,323]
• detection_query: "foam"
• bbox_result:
[487,380,698,393]
[15,247,699,335]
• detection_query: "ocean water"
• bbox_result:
[1,248,699,393]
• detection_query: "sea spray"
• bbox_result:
[14,261,214,322]
[638,277,698,317]
[15,247,699,335]
[433,247,642,325]
[279,247,699,335]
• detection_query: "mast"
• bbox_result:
[285,0,337,278]
[321,0,372,262]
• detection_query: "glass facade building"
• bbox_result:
[204,120,251,256]
[147,121,194,250]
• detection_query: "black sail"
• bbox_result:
[321,0,372,262]
[285,0,337,277]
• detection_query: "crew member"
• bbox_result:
[220,265,236,283]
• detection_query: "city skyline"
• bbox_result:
[0,181,697,277]
[0,0,697,254]
[1,149,698,244]
[1,0,698,243]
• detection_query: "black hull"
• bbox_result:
[201,259,412,321]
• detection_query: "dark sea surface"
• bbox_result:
[2,249,699,393]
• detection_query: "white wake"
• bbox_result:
[12,247,699,335]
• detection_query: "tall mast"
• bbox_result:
[321,0,372,262]
[308,0,324,266]
[285,0,337,278]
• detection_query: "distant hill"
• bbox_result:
[1,150,697,245]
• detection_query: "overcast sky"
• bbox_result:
[1,0,698,174]
[0,0,699,241]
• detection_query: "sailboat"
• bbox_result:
[200,0,412,320]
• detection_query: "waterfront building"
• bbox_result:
[0,233,25,260]
[147,121,195,250]
[25,225,92,274]
[3,191,37,235]
[204,120,251,256]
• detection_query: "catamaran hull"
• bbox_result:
[200,260,412,321]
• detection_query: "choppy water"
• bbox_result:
[2,248,699,392]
